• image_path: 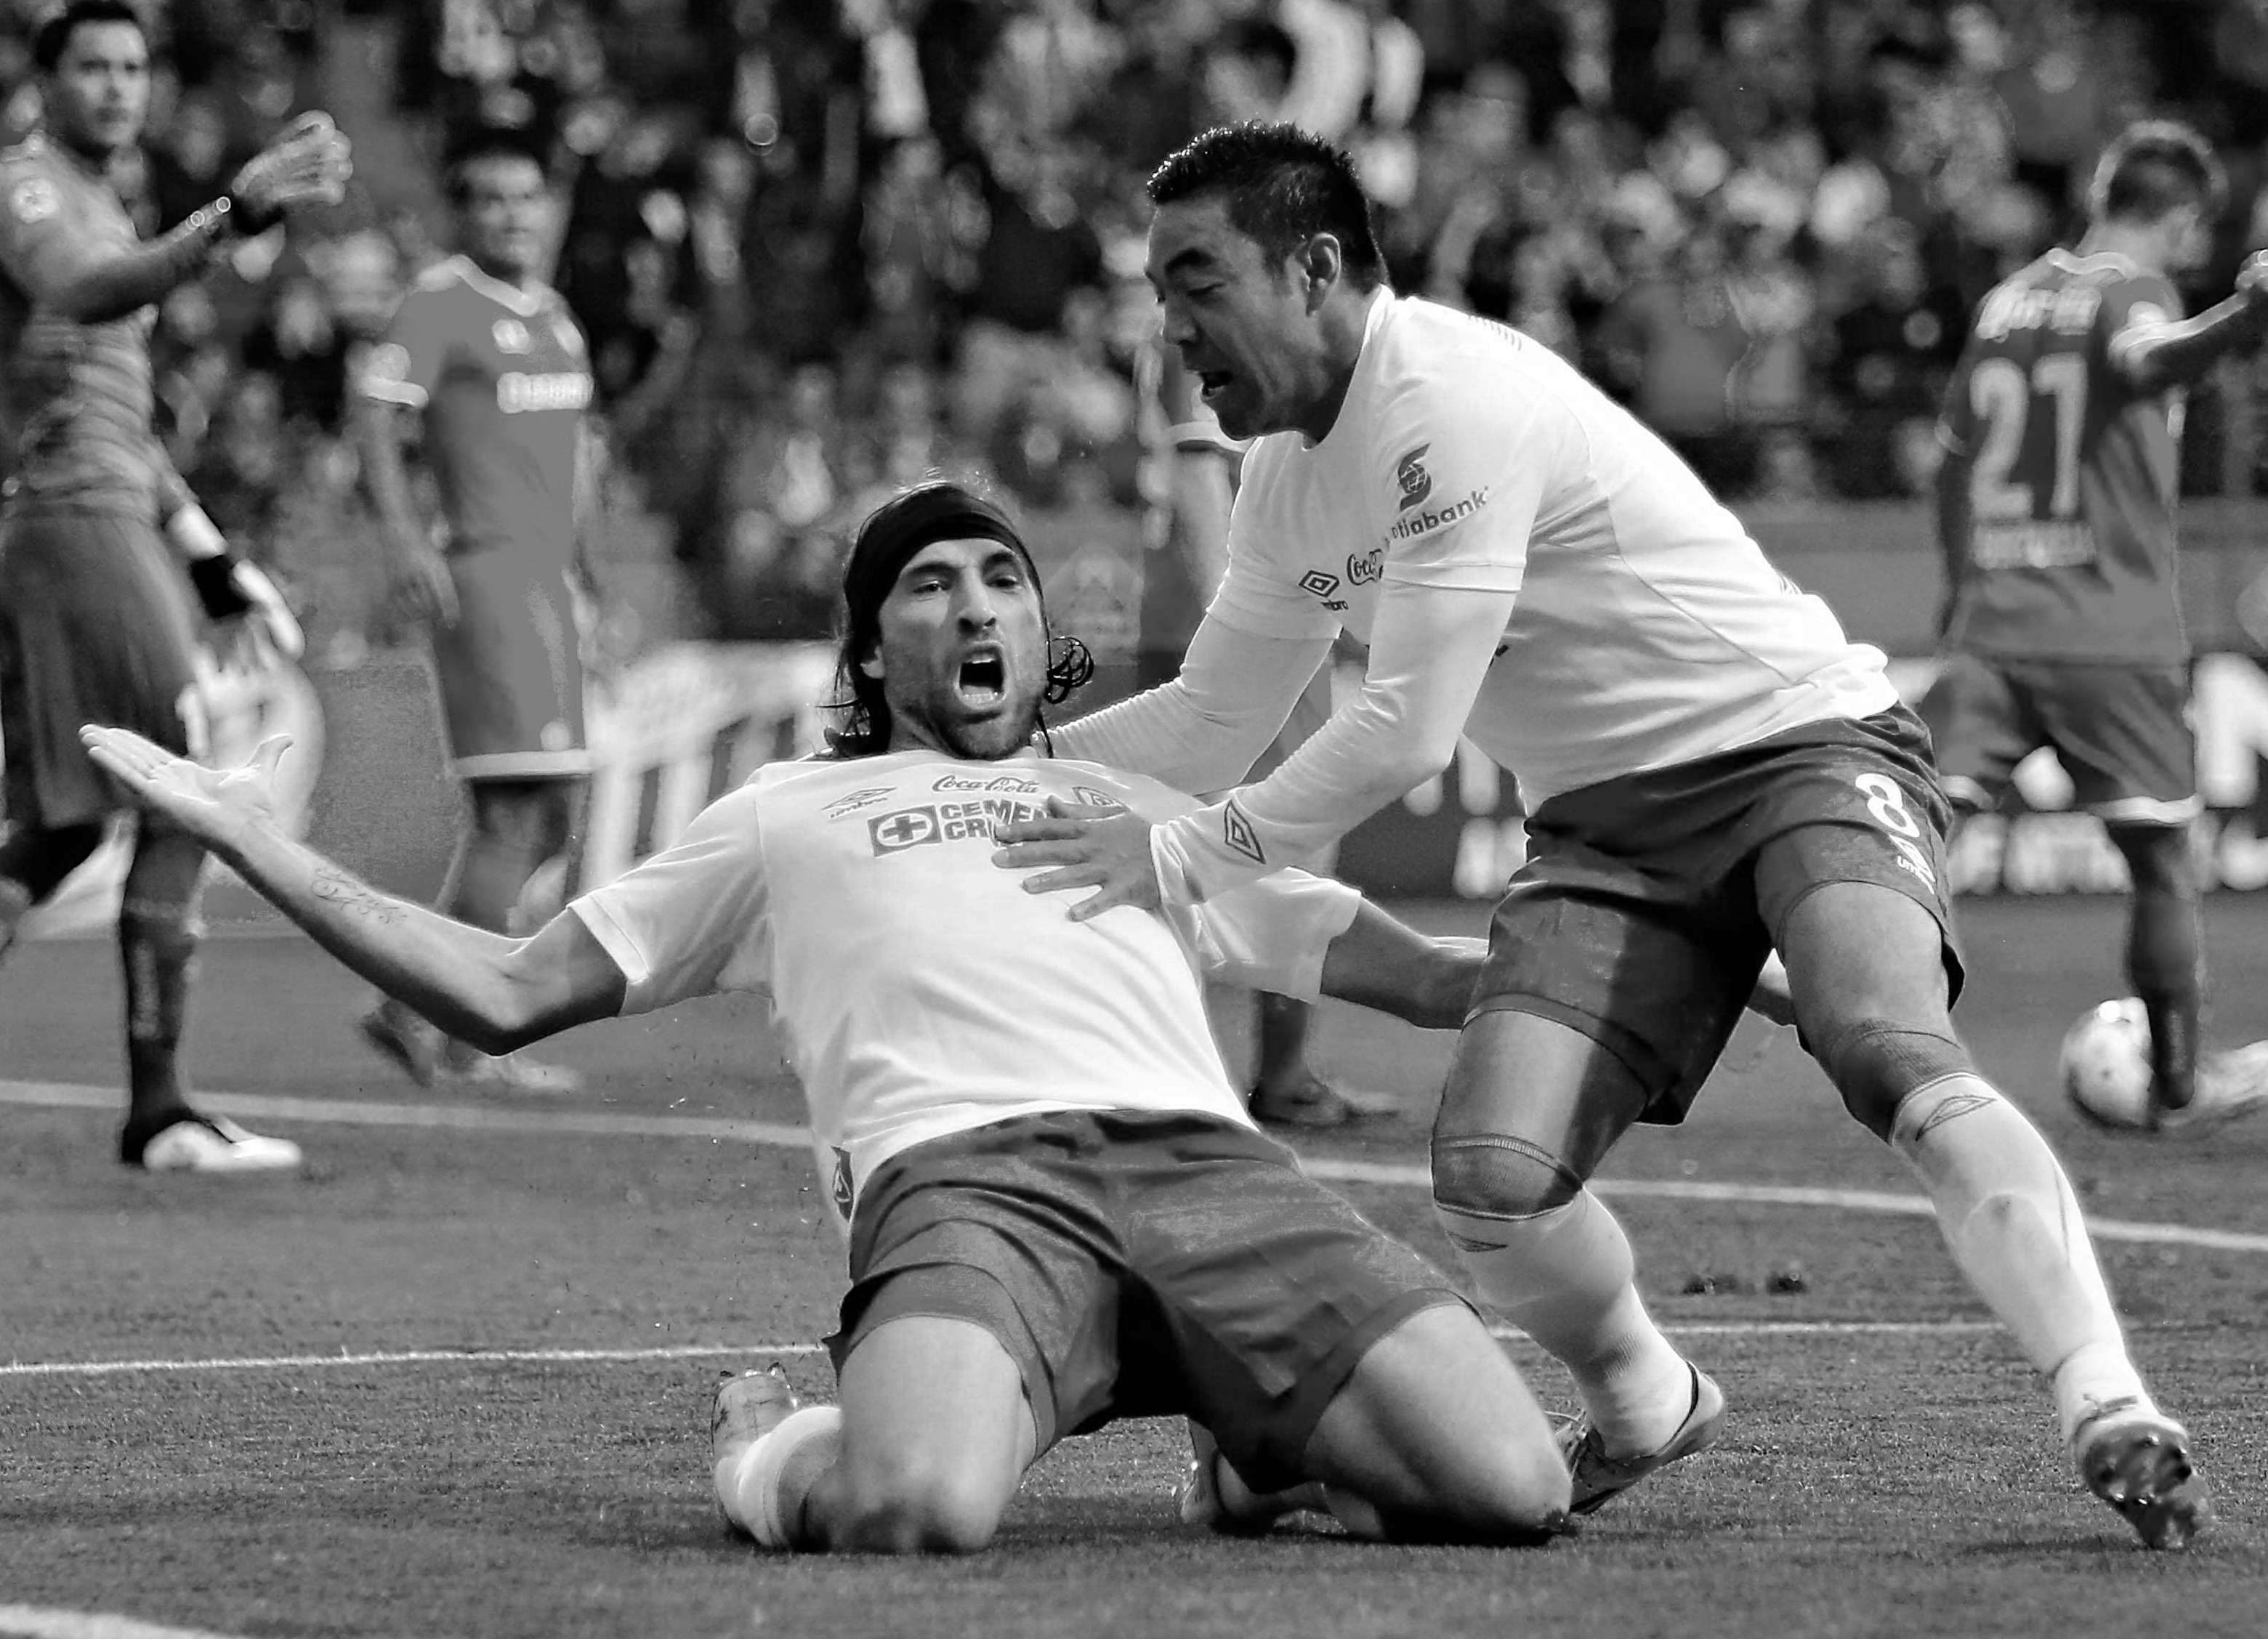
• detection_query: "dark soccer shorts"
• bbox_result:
[1917,654,2196,825]
[0,508,204,830]
[1473,708,1964,1124]
[830,1109,1466,1491]
[427,549,589,782]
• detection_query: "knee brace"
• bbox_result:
[1812,1016,1977,1140]
[1432,1132,1589,1221]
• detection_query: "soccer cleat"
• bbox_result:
[714,1363,800,1457]
[358,1005,442,1088]
[1557,1364,1727,1515]
[2073,1401,2213,1550]
[440,1048,586,1096]
[713,1364,799,1539]
[2152,1041,2268,1134]
[128,1113,303,1175]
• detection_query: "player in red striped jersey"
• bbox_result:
[353,131,597,1095]
[0,0,346,1171]
[1925,121,2268,1132]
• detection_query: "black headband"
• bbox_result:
[842,486,1036,623]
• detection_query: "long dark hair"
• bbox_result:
[825,480,1093,758]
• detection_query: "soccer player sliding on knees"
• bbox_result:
[995,120,2210,1550]
[82,482,1573,1555]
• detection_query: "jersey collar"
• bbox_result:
[441,253,547,316]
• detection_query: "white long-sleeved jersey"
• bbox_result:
[1052,291,1897,895]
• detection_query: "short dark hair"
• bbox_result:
[443,128,550,206]
[1148,121,1387,289]
[2091,121,2225,226]
[827,479,1091,759]
[34,0,146,73]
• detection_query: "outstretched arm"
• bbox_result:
[2110,251,2268,395]
[2,115,350,325]
[79,727,622,1051]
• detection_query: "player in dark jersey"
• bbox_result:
[0,0,347,1171]
[353,130,596,1093]
[1924,121,2268,1132]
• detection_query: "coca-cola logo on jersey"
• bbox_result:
[1347,547,1384,586]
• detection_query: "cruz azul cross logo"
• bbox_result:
[1394,444,1433,511]
[869,808,940,852]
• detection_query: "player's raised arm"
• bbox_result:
[2110,255,2268,396]
[78,726,622,1052]
[0,112,348,326]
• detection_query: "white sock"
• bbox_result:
[1438,1189,1693,1455]
[1889,1076,2152,1443]
[714,1404,842,1548]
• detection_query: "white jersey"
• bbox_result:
[568,749,1358,1223]
[1054,291,1897,896]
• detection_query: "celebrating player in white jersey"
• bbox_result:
[79,480,1573,1555]
[993,121,2210,1550]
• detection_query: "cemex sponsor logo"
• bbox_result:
[1222,799,1265,865]
[1347,547,1384,586]
[1395,445,1433,511]
[825,786,897,818]
[1387,486,1490,541]
[932,772,1038,793]
[869,797,1049,854]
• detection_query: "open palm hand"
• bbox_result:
[78,727,293,848]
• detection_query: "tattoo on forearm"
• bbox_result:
[311,869,408,924]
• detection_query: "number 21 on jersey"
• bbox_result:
[1968,352,2087,522]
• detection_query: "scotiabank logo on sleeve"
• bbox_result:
[1394,445,1433,511]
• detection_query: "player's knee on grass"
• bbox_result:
[1812,1015,1978,1140]
[1302,1302,1569,1544]
[1432,1130,1587,1219]
[824,1447,1011,1555]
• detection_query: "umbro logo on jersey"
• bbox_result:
[825,786,896,818]
[1222,800,1264,866]
[1394,445,1433,512]
[1299,570,1340,599]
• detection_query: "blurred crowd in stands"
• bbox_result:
[11,0,2268,652]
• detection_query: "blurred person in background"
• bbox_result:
[354,127,598,1094]
[0,0,345,1171]
[1921,120,2268,1133]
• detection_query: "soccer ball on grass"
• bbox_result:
[2059,998,2154,1129]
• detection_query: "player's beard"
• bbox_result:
[908,684,1043,762]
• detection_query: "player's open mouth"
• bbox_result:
[1198,370,1233,401]
[956,651,1006,707]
